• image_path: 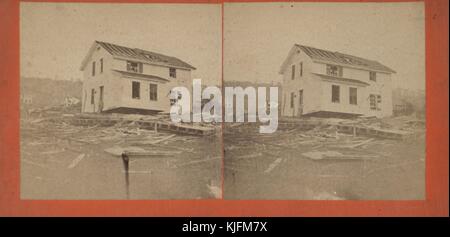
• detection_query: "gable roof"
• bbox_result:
[80,41,196,71]
[280,44,396,74]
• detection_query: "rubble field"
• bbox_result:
[223,115,426,200]
[20,110,222,200]
[20,103,426,200]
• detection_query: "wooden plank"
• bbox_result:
[172,156,221,168]
[264,158,283,173]
[67,154,86,169]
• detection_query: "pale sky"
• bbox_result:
[224,2,425,91]
[20,3,221,86]
[21,2,425,91]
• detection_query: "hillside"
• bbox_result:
[20,77,82,108]
[392,88,426,117]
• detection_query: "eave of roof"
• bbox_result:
[313,73,370,86]
[112,55,194,71]
[311,59,394,74]
[113,70,170,82]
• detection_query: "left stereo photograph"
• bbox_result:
[19,2,223,200]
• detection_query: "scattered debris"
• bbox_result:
[302,151,376,161]
[264,158,283,173]
[29,118,48,124]
[122,170,153,174]
[21,101,424,199]
[41,148,66,154]
[172,156,221,168]
[104,146,181,157]
[207,179,222,199]
[364,159,424,177]
[306,190,345,200]
[139,134,176,145]
[302,151,342,160]
[234,152,263,160]
[341,138,376,149]
[22,159,47,168]
[67,153,86,169]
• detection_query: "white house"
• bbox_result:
[280,44,396,118]
[80,41,196,114]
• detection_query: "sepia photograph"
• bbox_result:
[223,2,426,200]
[19,1,427,201]
[20,2,222,199]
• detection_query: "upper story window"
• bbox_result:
[127,61,142,73]
[92,61,96,76]
[370,71,376,81]
[326,64,343,77]
[299,62,303,77]
[100,58,103,74]
[291,65,295,80]
[169,68,177,78]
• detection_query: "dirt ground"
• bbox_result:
[20,110,425,200]
[223,119,425,200]
[20,118,222,200]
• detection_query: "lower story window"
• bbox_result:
[169,68,176,78]
[91,89,95,104]
[349,87,357,105]
[290,92,294,108]
[149,83,157,101]
[332,85,340,103]
[132,81,140,99]
[299,89,303,105]
[376,95,382,111]
[370,94,381,110]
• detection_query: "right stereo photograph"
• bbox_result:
[223,2,426,200]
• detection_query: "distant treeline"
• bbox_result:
[392,88,425,117]
[20,77,82,108]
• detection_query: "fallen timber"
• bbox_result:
[278,119,411,140]
[51,115,217,136]
[335,124,410,140]
[277,120,321,130]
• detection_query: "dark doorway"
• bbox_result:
[99,86,104,112]
[298,89,303,117]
